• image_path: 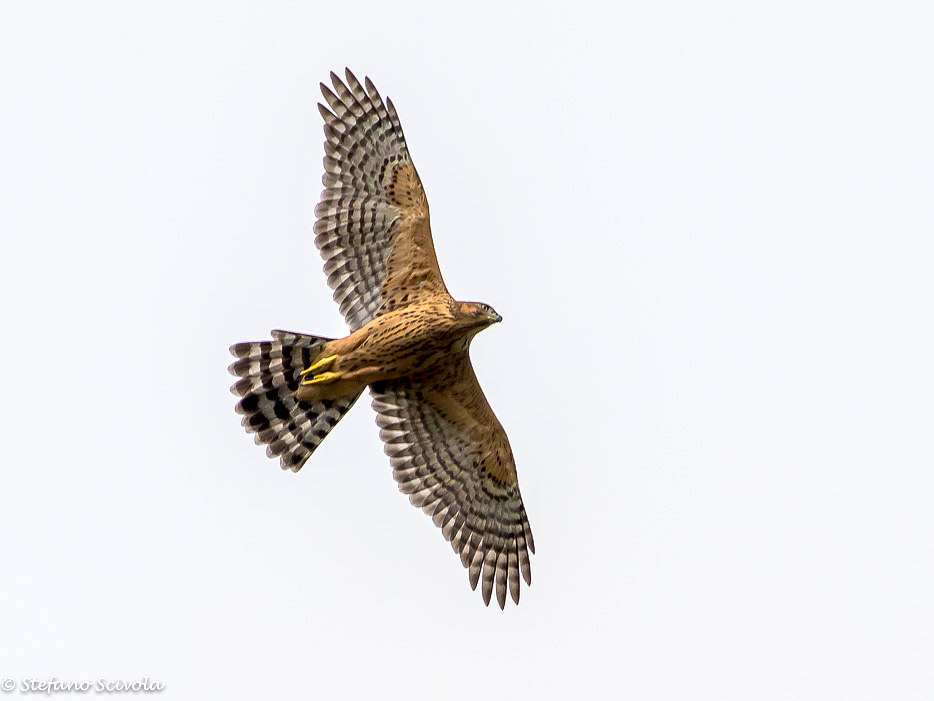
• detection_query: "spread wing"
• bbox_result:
[370,357,535,609]
[315,69,448,331]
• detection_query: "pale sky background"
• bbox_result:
[2,1,932,699]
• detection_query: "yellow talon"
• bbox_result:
[299,354,337,378]
[300,371,340,386]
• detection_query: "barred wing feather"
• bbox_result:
[315,69,447,331]
[370,359,534,609]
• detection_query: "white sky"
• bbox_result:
[2,1,932,699]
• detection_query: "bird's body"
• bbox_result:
[295,298,492,403]
[229,70,534,608]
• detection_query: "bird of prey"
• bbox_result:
[228,70,534,608]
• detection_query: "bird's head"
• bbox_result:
[459,301,503,328]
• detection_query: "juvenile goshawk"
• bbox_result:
[229,70,534,609]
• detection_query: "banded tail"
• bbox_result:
[228,330,361,471]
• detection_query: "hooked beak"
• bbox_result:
[493,313,503,323]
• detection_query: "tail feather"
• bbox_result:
[229,329,361,471]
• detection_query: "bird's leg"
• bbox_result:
[299,354,340,386]
[301,371,340,386]
[300,354,337,376]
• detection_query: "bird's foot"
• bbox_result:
[300,354,337,377]
[300,371,340,386]
[299,355,340,386]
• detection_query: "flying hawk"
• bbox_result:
[229,70,534,609]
